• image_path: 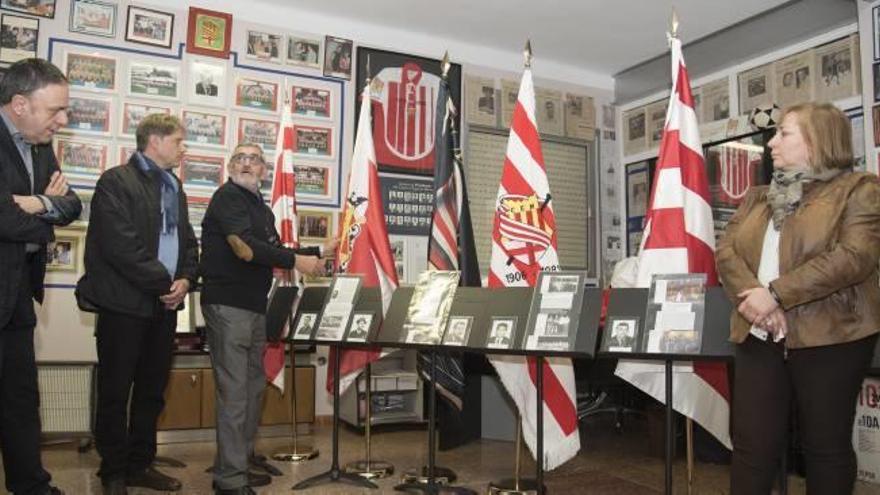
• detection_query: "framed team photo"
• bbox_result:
[286,35,321,69]
[46,236,79,272]
[180,152,224,190]
[55,138,108,178]
[120,102,172,137]
[182,109,227,147]
[236,116,278,154]
[186,58,226,107]
[246,30,281,63]
[117,144,137,165]
[125,6,173,48]
[63,95,112,135]
[0,14,38,65]
[293,124,332,158]
[186,7,232,59]
[128,61,179,100]
[322,35,352,80]
[294,164,330,198]
[69,0,116,38]
[291,85,331,119]
[298,209,333,241]
[1,0,55,19]
[234,77,279,113]
[65,51,117,92]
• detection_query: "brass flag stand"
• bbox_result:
[344,363,395,478]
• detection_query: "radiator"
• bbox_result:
[37,364,93,434]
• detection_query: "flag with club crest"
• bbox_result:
[264,98,301,391]
[328,84,400,393]
[488,61,580,470]
[614,31,731,449]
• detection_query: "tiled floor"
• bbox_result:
[9,416,880,494]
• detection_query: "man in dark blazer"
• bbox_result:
[0,59,80,495]
[76,114,198,495]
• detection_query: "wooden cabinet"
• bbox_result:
[260,366,315,425]
[157,369,203,430]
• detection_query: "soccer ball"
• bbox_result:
[748,103,781,130]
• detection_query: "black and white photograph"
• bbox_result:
[293,124,332,158]
[125,6,173,48]
[181,153,224,189]
[544,274,580,293]
[187,59,226,106]
[182,110,227,147]
[46,236,78,272]
[602,317,638,352]
[0,14,37,65]
[1,0,55,18]
[627,173,648,218]
[69,0,116,37]
[246,30,281,63]
[323,35,352,80]
[465,76,496,127]
[345,313,372,342]
[292,312,317,340]
[737,63,773,114]
[486,317,516,350]
[121,102,171,136]
[65,51,116,92]
[402,271,460,345]
[815,35,858,103]
[237,116,278,154]
[536,88,563,136]
[315,275,361,341]
[64,95,111,135]
[128,61,179,99]
[442,316,472,346]
[292,86,331,119]
[287,35,321,69]
[623,108,646,156]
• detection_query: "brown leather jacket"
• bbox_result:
[716,171,880,348]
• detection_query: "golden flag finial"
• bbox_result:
[441,51,451,79]
[524,39,532,68]
[670,8,679,39]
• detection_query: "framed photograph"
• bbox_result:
[293,124,332,158]
[874,6,880,62]
[486,317,516,350]
[442,316,472,347]
[46,235,78,272]
[1,0,55,19]
[237,116,278,154]
[402,271,460,345]
[315,275,362,341]
[125,6,173,48]
[69,0,116,37]
[63,95,112,135]
[180,152,224,189]
[381,175,434,236]
[291,85,331,119]
[644,273,707,355]
[535,87,564,136]
[287,35,321,69]
[345,312,373,343]
[128,61,179,100]
[186,58,226,107]
[294,163,330,198]
[292,312,318,340]
[322,35,352,80]
[186,7,232,59]
[626,162,649,218]
[182,109,227,147]
[246,30,281,63]
[56,138,108,178]
[602,317,639,353]
[465,75,497,127]
[235,77,279,113]
[298,209,332,241]
[117,144,136,165]
[186,195,208,236]
[65,51,116,92]
[0,14,37,65]
[120,102,172,137]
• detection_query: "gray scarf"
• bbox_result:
[767,167,845,230]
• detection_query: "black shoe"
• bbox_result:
[101,478,128,495]
[37,487,65,495]
[214,487,255,495]
[126,466,182,491]
[247,471,271,487]
[249,454,283,476]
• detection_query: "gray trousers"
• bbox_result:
[203,304,267,489]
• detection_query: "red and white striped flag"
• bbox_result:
[488,63,580,470]
[264,99,300,391]
[615,32,731,449]
[328,85,400,393]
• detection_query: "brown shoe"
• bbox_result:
[126,466,182,491]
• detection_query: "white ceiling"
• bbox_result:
[279,0,791,76]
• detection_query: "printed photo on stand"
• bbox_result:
[345,313,373,342]
[601,317,639,353]
[442,316,472,346]
[486,317,516,350]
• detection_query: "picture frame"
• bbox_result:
[120,101,172,137]
[293,124,332,158]
[186,58,226,107]
[246,30,281,63]
[65,51,117,92]
[345,312,373,343]
[128,60,179,100]
[314,275,362,342]
[486,316,517,350]
[294,163,331,199]
[874,5,880,62]
[0,13,37,65]
[292,312,319,340]
[55,137,108,179]
[298,209,333,241]
[63,95,112,135]
[234,77,279,113]
[322,35,352,80]
[69,0,116,38]
[287,35,321,69]
[236,115,278,154]
[186,195,209,236]
[182,109,227,148]
[180,152,225,190]
[442,316,472,347]
[116,143,136,165]
[402,271,460,345]
[602,317,640,353]
[124,6,173,49]
[46,235,79,272]
[1,0,55,19]
[291,85,331,119]
[186,6,232,59]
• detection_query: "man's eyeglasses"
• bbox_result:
[232,153,265,165]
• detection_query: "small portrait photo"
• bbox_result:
[603,317,638,352]
[293,124,332,158]
[292,312,318,340]
[125,6,173,48]
[486,317,516,350]
[323,35,352,80]
[46,236,78,272]
[188,59,226,106]
[298,210,332,240]
[747,75,766,98]
[69,0,116,37]
[627,112,645,141]
[246,30,281,63]
[442,316,472,347]
[795,67,810,89]
[292,86,331,119]
[1,0,55,18]
[64,95,111,135]
[287,36,321,69]
[235,77,279,113]
[346,313,372,342]
[121,102,171,136]
[628,179,648,217]
[182,110,227,147]
[477,85,495,114]
[128,61,179,99]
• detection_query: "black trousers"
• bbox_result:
[731,333,877,495]
[0,255,51,495]
[94,308,176,481]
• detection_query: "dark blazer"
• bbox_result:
[0,116,81,328]
[76,155,198,319]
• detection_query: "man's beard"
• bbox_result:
[230,172,260,193]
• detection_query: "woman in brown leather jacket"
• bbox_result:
[717,102,880,495]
